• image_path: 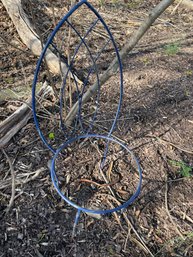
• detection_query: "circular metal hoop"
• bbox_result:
[50,134,142,215]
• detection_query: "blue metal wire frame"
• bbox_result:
[32,0,142,231]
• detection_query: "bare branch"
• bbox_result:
[2,149,16,214]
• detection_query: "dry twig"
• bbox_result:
[164,175,185,240]
[77,178,116,188]
[106,199,125,231]
[183,214,193,224]
[0,34,29,54]
[157,137,193,155]
[98,163,116,198]
[2,149,16,214]
[0,168,45,190]
[107,161,113,182]
[171,0,184,14]
[105,194,154,257]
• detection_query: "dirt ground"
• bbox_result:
[0,1,193,256]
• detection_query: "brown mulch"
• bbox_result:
[0,1,193,256]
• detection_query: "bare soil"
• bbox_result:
[0,1,193,257]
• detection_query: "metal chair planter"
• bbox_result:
[32,0,142,234]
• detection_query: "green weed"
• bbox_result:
[126,0,141,9]
[98,0,105,7]
[155,232,193,256]
[141,57,150,65]
[4,77,14,84]
[184,70,193,76]
[184,88,190,97]
[48,132,55,140]
[163,43,180,55]
[112,0,119,4]
[169,160,192,178]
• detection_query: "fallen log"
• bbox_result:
[0,82,53,148]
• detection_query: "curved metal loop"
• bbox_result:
[50,134,142,215]
[32,0,123,152]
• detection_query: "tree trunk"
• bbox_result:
[1,0,81,82]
